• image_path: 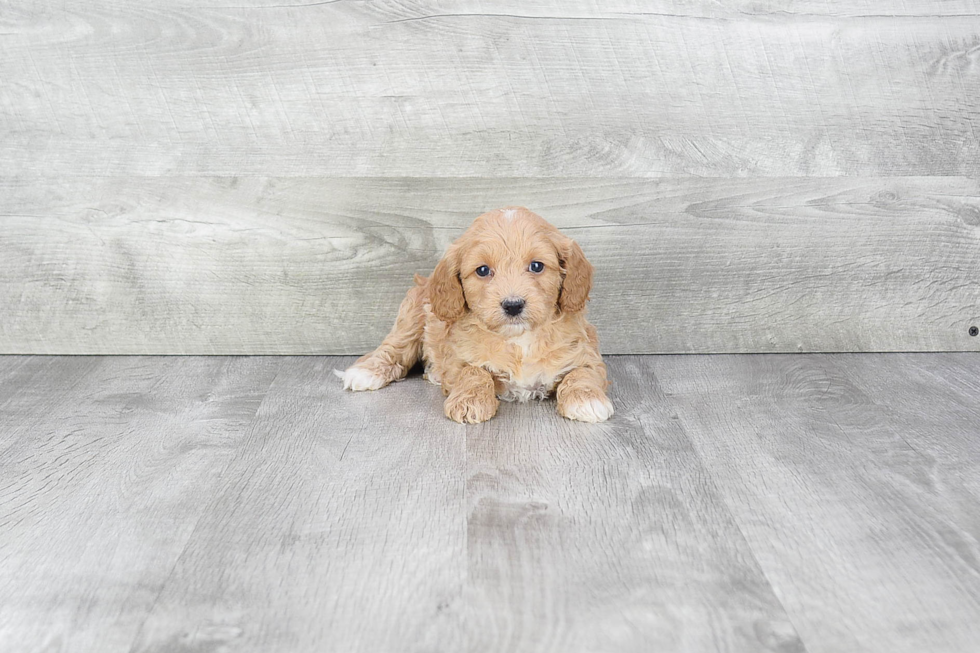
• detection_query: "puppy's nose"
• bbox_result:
[501,297,526,317]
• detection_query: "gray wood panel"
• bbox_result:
[128,357,468,653]
[464,358,803,652]
[829,353,980,502]
[2,176,978,354]
[0,356,104,456]
[2,1,979,177]
[4,354,980,651]
[653,353,980,653]
[0,356,281,653]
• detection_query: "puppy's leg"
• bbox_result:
[556,364,614,423]
[336,279,426,391]
[444,365,499,424]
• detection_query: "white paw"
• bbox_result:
[334,367,386,392]
[562,396,614,423]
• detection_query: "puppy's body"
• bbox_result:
[338,207,613,424]
[422,299,603,404]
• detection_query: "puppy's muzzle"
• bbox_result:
[501,297,526,317]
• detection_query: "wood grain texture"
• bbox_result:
[0,356,103,456]
[652,353,980,653]
[2,176,978,354]
[4,0,979,354]
[128,356,467,653]
[4,354,980,652]
[463,358,804,652]
[0,356,281,653]
[2,1,980,177]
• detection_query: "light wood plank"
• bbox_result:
[128,357,467,653]
[2,2,979,177]
[827,352,980,497]
[653,354,980,653]
[0,356,281,653]
[0,356,104,454]
[3,354,980,650]
[153,1,980,16]
[463,358,805,652]
[2,176,977,354]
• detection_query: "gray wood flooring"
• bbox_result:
[1,354,978,652]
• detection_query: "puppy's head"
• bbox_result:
[428,207,593,333]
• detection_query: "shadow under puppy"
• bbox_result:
[336,207,613,424]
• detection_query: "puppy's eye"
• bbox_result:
[529,261,544,273]
[475,265,491,277]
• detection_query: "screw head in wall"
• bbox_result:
[970,326,979,337]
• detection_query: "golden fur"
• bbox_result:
[336,207,613,424]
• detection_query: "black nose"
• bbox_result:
[501,298,526,317]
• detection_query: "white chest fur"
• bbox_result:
[508,331,536,358]
[493,331,570,403]
[424,322,576,402]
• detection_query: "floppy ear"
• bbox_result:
[428,244,467,323]
[555,235,594,314]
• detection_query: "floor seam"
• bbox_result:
[643,356,816,653]
[124,357,286,653]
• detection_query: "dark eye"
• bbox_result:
[529,261,544,273]
[475,265,491,277]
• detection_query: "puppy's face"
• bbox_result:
[428,207,593,332]
[457,216,563,333]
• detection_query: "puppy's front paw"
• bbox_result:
[334,366,387,392]
[444,390,499,424]
[558,389,614,423]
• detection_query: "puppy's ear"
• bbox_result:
[555,235,594,314]
[428,245,467,323]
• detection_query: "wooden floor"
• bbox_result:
[1,354,979,653]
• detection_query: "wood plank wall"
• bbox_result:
[2,1,978,354]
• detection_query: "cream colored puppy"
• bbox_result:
[336,207,613,424]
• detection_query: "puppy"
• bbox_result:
[336,207,613,424]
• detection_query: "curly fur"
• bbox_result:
[337,207,613,424]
